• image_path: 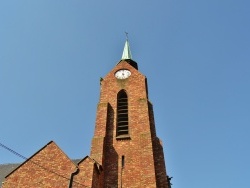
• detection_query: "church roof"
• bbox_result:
[121,39,132,60]
[0,163,20,187]
[117,38,138,70]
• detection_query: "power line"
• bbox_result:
[0,142,26,160]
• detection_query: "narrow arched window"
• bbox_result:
[117,90,129,137]
[122,155,125,168]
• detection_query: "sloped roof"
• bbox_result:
[0,163,20,187]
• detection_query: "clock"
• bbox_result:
[115,69,131,79]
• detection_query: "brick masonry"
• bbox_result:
[2,60,170,188]
[90,60,169,188]
[2,142,102,188]
[2,141,77,188]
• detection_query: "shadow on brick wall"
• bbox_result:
[103,104,118,187]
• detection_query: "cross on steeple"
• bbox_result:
[125,32,129,40]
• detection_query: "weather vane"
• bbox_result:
[125,32,129,40]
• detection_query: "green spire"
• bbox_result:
[121,35,132,60]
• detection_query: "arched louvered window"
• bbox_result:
[117,90,129,137]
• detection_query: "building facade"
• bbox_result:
[2,40,171,188]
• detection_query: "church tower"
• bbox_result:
[90,39,169,188]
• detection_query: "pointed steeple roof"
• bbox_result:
[118,34,138,70]
[121,39,132,60]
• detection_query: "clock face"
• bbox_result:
[115,69,131,79]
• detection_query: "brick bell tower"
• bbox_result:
[90,39,170,188]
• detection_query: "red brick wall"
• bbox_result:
[2,141,77,188]
[91,60,169,188]
[72,157,102,188]
[149,102,168,187]
[90,102,108,165]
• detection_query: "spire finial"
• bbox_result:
[125,32,129,40]
[121,32,132,60]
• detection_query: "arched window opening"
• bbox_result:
[117,90,129,137]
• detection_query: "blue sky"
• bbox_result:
[0,1,250,187]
